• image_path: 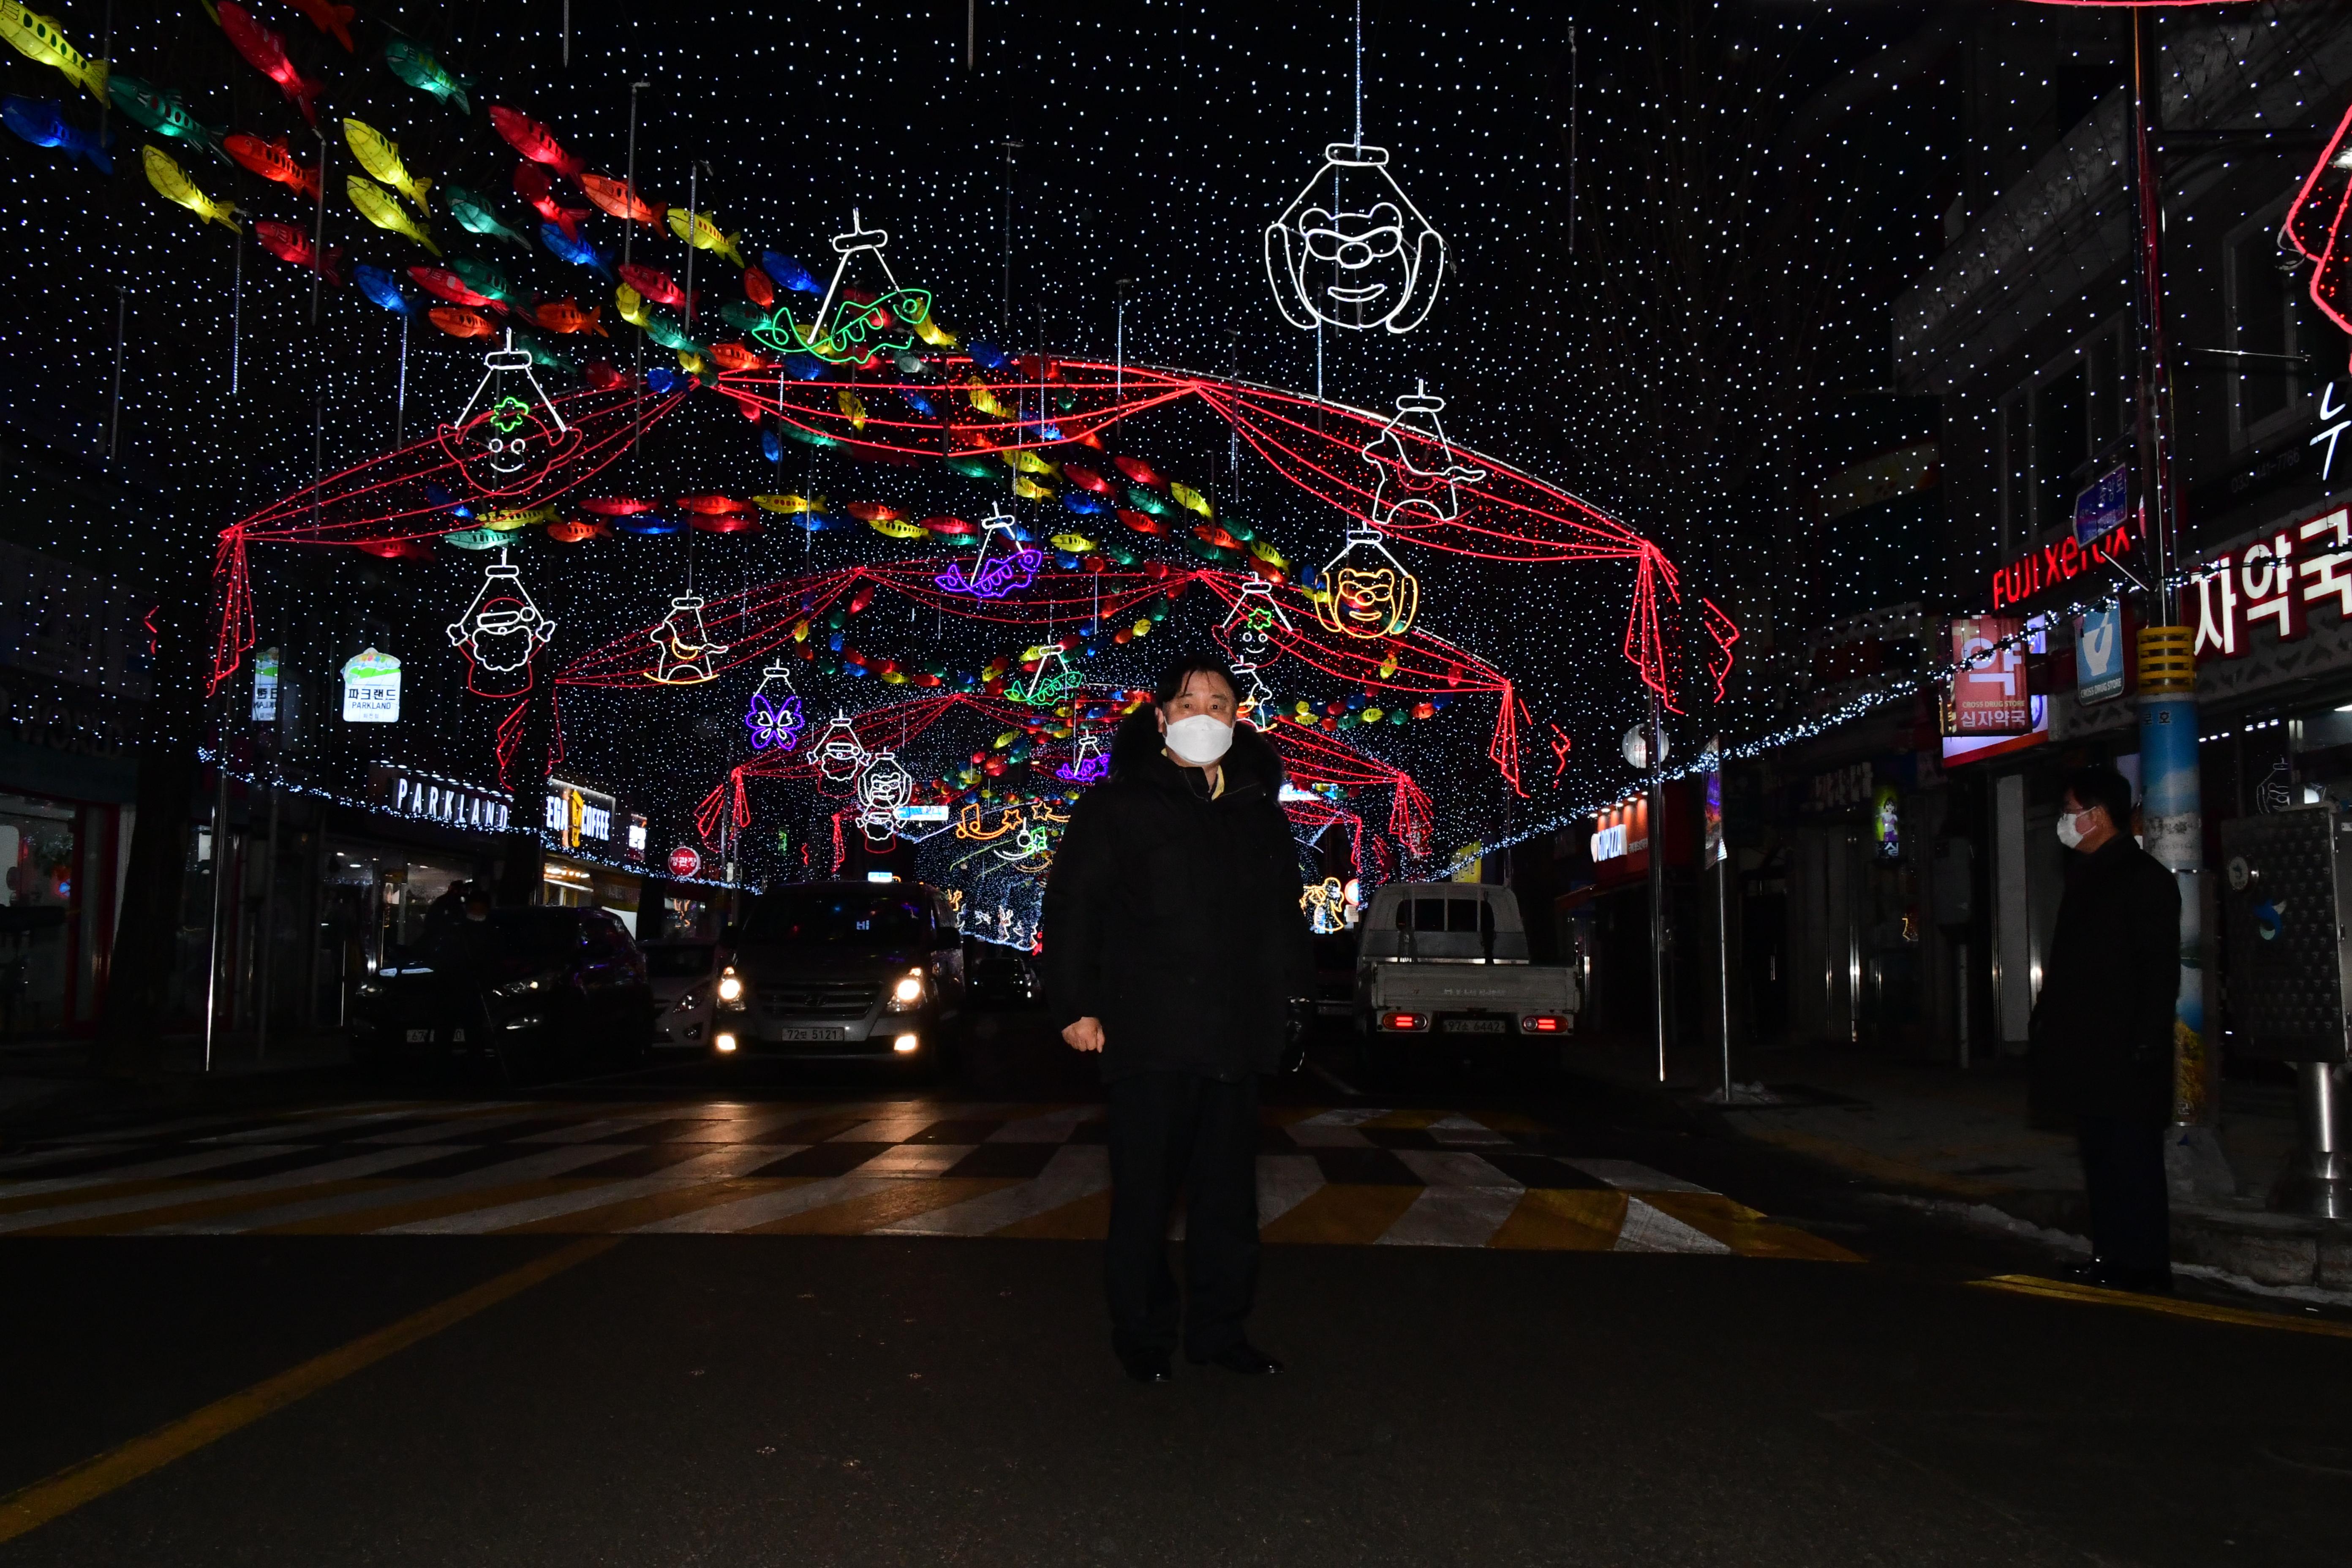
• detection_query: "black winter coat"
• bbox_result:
[2029,834,2181,1124]
[1040,710,1316,1081]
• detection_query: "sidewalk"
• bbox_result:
[0,1032,355,1142]
[1565,1032,2352,1300]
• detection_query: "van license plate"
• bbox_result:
[1443,1018,1507,1034]
[406,1029,430,1043]
[778,1027,847,1043]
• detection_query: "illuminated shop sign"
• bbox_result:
[2187,506,2352,660]
[1987,514,2136,609]
[1947,617,2032,735]
[544,777,616,848]
[1589,798,1646,864]
[368,765,512,831]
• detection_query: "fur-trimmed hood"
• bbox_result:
[1107,708,1285,796]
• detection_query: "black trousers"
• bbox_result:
[2077,1114,2170,1277]
[1105,1070,1260,1358]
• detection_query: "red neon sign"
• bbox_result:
[1988,517,2136,609]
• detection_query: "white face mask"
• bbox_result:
[1163,712,1234,766]
[2056,810,2087,850]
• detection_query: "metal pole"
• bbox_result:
[203,709,232,1073]
[230,230,242,396]
[1648,691,1668,1084]
[255,783,280,1061]
[1715,791,1732,1102]
[394,310,408,446]
[682,164,698,335]
[310,126,327,326]
[1954,939,1970,1071]
[106,285,126,461]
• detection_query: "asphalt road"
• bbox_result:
[2,1008,2348,1567]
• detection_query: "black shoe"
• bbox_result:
[1118,1346,1173,1385]
[1190,1341,1283,1375]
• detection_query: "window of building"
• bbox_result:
[2035,362,2087,535]
[2226,209,2309,446]
[1999,392,2028,554]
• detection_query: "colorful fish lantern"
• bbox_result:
[448,257,522,309]
[219,4,322,127]
[342,119,431,211]
[385,39,471,114]
[141,144,240,231]
[515,163,590,239]
[409,266,500,310]
[702,343,767,373]
[488,105,584,180]
[617,262,691,311]
[0,4,106,101]
[743,267,775,308]
[282,0,355,51]
[349,175,438,254]
[1113,455,1167,488]
[667,204,746,268]
[579,171,662,227]
[836,388,868,432]
[107,76,223,161]
[759,250,823,295]
[0,94,108,172]
[1170,481,1213,518]
[539,221,613,280]
[428,306,496,339]
[532,298,606,336]
[223,132,316,197]
[445,184,531,249]
[353,264,411,314]
[254,220,341,284]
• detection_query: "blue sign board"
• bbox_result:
[2075,602,2128,706]
[2074,465,2129,545]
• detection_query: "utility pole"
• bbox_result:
[1647,691,1669,1084]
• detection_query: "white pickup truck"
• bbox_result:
[1354,883,1580,1070]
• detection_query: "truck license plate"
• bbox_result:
[777,1026,847,1043]
[1443,1018,1507,1034]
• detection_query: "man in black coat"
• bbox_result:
[2030,764,2182,1293]
[1041,653,1316,1384]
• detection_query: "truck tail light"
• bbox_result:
[1520,1014,1566,1034]
[1377,1011,1429,1032]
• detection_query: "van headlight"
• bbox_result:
[885,968,928,1012]
[716,967,746,1011]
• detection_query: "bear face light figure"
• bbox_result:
[1265,143,1445,335]
[1315,525,1421,642]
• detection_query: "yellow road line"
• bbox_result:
[1971,1273,2352,1339]
[0,1235,618,1544]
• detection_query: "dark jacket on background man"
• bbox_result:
[1041,710,1316,1081]
[2030,834,2182,1124]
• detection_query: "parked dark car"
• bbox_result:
[712,880,964,1069]
[349,906,655,1075]
[967,947,1041,1007]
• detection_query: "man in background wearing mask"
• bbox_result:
[2031,764,2181,1293]
[1042,653,1317,1385]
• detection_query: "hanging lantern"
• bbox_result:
[1360,381,1488,527]
[935,505,1042,600]
[445,549,557,699]
[1314,524,1420,640]
[1055,730,1110,784]
[648,593,730,684]
[855,748,916,846]
[811,713,869,787]
[435,330,583,499]
[744,660,806,751]
[1264,142,1445,335]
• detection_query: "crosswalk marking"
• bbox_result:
[0,1099,1862,1258]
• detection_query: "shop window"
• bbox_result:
[2226,210,2309,446]
[2034,363,2087,536]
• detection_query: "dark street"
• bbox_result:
[3,1016,2349,1567]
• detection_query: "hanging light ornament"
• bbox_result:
[1055,730,1110,784]
[935,506,1043,599]
[811,713,870,788]
[436,330,581,499]
[1215,577,1294,716]
[1360,382,1487,526]
[444,548,556,698]
[855,748,916,847]
[1313,524,1420,641]
[751,209,934,366]
[744,659,806,751]
[1264,143,1444,335]
[648,593,730,684]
